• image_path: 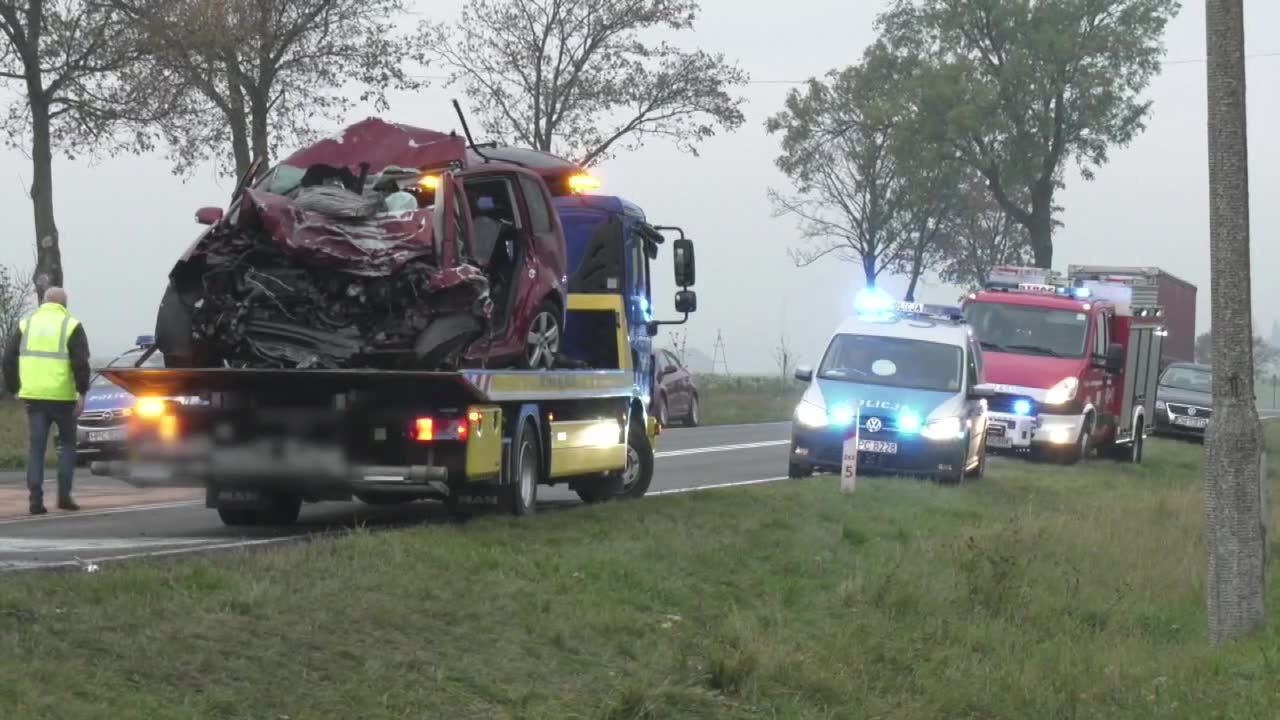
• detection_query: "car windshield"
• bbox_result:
[964,302,1088,358]
[1160,366,1212,393]
[255,163,430,202]
[818,334,963,393]
[91,350,163,388]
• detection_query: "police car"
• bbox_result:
[788,288,994,484]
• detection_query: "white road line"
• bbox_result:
[0,500,204,527]
[649,476,791,496]
[0,537,225,553]
[655,440,789,458]
[0,536,299,573]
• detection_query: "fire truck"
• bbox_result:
[961,266,1165,464]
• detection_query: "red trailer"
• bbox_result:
[1067,265,1197,365]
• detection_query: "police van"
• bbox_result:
[788,288,994,484]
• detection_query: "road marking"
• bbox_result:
[655,440,789,458]
[0,500,204,526]
[0,536,299,573]
[0,537,225,553]
[649,476,791,495]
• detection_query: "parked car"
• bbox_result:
[651,348,700,427]
[1154,362,1212,441]
[73,339,166,462]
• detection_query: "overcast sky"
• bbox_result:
[1,0,1276,373]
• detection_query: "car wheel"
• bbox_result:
[1059,416,1093,465]
[939,438,969,485]
[684,394,701,428]
[260,493,303,526]
[655,394,670,427]
[217,507,259,527]
[523,302,561,370]
[617,416,655,499]
[788,460,813,479]
[507,420,540,515]
[966,436,987,479]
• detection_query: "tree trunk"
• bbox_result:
[28,97,61,302]
[862,256,877,289]
[227,76,252,178]
[1203,0,1265,646]
[249,90,270,169]
[1028,185,1054,269]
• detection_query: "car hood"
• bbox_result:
[981,351,1086,390]
[83,383,136,411]
[1157,385,1212,407]
[808,378,961,420]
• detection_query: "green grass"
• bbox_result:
[3,429,1280,718]
[694,374,803,426]
[0,398,59,470]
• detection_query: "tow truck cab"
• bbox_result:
[961,266,1165,463]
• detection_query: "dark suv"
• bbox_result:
[159,118,575,371]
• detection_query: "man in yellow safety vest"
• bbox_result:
[2,287,92,514]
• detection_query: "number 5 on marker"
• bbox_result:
[840,409,860,493]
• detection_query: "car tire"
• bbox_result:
[683,394,701,428]
[507,420,541,515]
[523,301,561,370]
[260,493,303,526]
[617,415,655,499]
[655,394,670,427]
[966,436,987,479]
[1059,416,1093,465]
[788,460,813,479]
[217,507,259,527]
[939,438,969,485]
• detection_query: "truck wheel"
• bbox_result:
[1060,417,1094,465]
[617,417,655,499]
[261,493,303,526]
[507,420,540,515]
[1120,420,1145,464]
[683,394,701,427]
[217,508,259,527]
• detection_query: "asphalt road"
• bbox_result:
[0,422,793,572]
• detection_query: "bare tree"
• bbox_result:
[111,0,423,178]
[1203,0,1265,645]
[774,330,794,381]
[425,0,747,166]
[0,0,167,300]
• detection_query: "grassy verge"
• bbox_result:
[0,398,28,469]
[694,374,803,426]
[3,430,1279,718]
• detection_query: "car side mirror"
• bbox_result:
[663,364,677,376]
[196,207,224,225]
[1105,342,1124,374]
[674,289,697,314]
[673,238,695,287]
[794,365,813,383]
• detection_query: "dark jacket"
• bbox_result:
[2,322,91,397]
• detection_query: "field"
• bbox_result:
[1,427,1278,718]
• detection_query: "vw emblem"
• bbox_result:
[865,417,883,433]
[1188,407,1197,416]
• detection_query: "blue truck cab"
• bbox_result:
[554,193,695,408]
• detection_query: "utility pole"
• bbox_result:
[1203,0,1266,645]
[711,330,730,375]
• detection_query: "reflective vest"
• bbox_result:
[17,303,81,401]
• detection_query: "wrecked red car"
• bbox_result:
[155,118,573,371]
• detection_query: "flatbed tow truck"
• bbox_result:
[93,292,677,526]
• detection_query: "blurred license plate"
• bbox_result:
[857,440,897,454]
[1175,417,1209,428]
[87,428,126,443]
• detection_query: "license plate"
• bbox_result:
[987,435,1013,448]
[87,428,126,443]
[856,439,897,454]
[216,489,261,506]
[1174,416,1209,428]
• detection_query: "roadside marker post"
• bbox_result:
[840,409,860,493]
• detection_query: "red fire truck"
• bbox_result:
[961,266,1166,464]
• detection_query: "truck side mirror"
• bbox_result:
[673,238,695,287]
[674,290,697,314]
[967,384,996,400]
[196,207,224,225]
[1105,342,1124,374]
[794,366,813,382]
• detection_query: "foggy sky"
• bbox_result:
[0,0,1276,373]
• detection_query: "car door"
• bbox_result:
[966,339,986,460]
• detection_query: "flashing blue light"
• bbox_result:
[638,296,650,317]
[854,286,895,316]
[1013,399,1032,416]
[830,405,855,427]
[1071,287,1091,299]
[897,410,922,434]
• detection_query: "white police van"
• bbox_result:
[788,288,993,484]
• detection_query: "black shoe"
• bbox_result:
[57,498,80,511]
[29,505,48,516]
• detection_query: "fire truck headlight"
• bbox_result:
[1043,376,1079,406]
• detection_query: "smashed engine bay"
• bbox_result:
[170,172,493,371]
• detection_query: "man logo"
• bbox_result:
[865,417,883,433]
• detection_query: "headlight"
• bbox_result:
[795,401,828,428]
[1043,376,1079,405]
[921,416,964,441]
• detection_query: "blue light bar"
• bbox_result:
[135,334,155,348]
[854,287,895,315]
[1013,399,1032,416]
[897,410,922,434]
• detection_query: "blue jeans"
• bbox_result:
[25,400,77,507]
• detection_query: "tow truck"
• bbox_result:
[961,266,1165,464]
[91,159,698,526]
